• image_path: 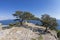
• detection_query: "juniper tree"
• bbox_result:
[13,11,37,25]
[41,14,58,32]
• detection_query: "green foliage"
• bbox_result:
[15,22,20,26]
[13,11,38,25]
[22,12,35,20]
[41,14,58,31]
[9,23,15,27]
[57,31,60,38]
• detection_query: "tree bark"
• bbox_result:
[20,19,24,25]
[45,27,48,32]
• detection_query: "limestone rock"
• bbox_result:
[0,27,38,40]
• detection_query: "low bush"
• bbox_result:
[57,31,60,38]
[9,23,16,27]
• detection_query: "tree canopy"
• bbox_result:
[13,11,39,25]
[40,14,58,32]
[13,11,58,32]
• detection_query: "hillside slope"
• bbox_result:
[0,23,58,40]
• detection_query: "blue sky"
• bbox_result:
[0,0,60,20]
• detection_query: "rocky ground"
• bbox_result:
[42,33,57,40]
[0,23,58,40]
[0,27,39,40]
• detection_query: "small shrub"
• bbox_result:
[9,23,15,27]
[31,38,36,40]
[57,31,60,38]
